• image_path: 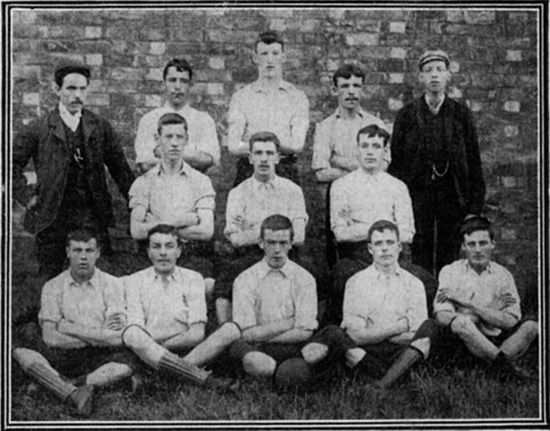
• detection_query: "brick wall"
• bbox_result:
[10,7,541,306]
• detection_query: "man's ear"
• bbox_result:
[330,85,338,97]
[368,243,373,255]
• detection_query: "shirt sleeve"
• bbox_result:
[293,270,318,331]
[135,112,157,164]
[288,185,309,228]
[433,265,458,315]
[124,275,146,327]
[128,177,149,210]
[289,90,310,152]
[193,175,216,211]
[405,277,429,334]
[498,269,522,321]
[197,112,221,165]
[232,272,258,330]
[227,90,248,152]
[38,280,62,325]
[330,177,348,235]
[341,274,369,332]
[185,273,207,326]
[224,187,242,239]
[393,180,415,244]
[102,274,127,317]
[311,119,332,171]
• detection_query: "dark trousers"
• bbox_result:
[233,155,299,187]
[35,205,110,281]
[13,322,136,379]
[411,175,465,277]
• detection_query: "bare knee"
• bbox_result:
[450,314,479,338]
[520,320,539,338]
[217,322,241,344]
[122,325,149,350]
[242,352,277,378]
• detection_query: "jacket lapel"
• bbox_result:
[49,108,68,150]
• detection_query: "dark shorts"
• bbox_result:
[13,322,136,378]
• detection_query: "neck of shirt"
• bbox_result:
[69,268,95,285]
[338,106,361,120]
[160,159,185,176]
[374,262,399,277]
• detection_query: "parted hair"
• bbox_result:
[367,219,400,243]
[249,131,281,153]
[356,124,390,147]
[332,63,365,87]
[260,214,294,242]
[147,224,181,247]
[255,31,285,51]
[163,58,193,81]
[157,112,188,136]
[66,228,99,248]
[460,215,494,241]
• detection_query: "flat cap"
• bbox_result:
[418,49,450,70]
[54,58,91,84]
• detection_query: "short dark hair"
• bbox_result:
[332,64,365,87]
[157,112,188,136]
[163,58,193,81]
[460,215,494,241]
[357,124,390,147]
[249,131,281,153]
[367,220,400,243]
[255,31,285,51]
[260,214,294,242]
[66,228,98,248]
[147,224,181,247]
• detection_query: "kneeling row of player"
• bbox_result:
[12,215,538,417]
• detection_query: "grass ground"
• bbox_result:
[8,244,543,425]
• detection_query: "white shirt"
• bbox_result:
[233,259,318,333]
[330,169,415,243]
[134,103,220,165]
[342,264,428,343]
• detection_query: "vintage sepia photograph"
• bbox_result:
[2,1,547,428]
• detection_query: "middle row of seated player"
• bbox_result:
[127,111,415,325]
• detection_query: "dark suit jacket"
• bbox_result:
[388,96,485,215]
[13,107,135,234]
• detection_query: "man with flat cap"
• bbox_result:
[388,49,485,276]
[13,59,135,280]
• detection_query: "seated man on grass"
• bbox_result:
[122,224,241,390]
[304,220,439,390]
[433,215,538,380]
[129,112,215,282]
[228,215,338,390]
[12,229,134,417]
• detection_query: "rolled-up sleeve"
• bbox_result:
[186,273,207,326]
[311,119,332,172]
[341,276,368,332]
[433,266,457,315]
[232,273,258,331]
[128,177,149,210]
[38,282,62,325]
[123,275,145,327]
[293,271,318,332]
[394,181,415,244]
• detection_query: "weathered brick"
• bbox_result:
[465,10,495,24]
[87,93,110,106]
[388,73,404,84]
[346,33,379,46]
[506,50,522,61]
[86,54,103,66]
[149,42,166,55]
[22,93,40,106]
[389,22,407,33]
[390,47,407,59]
[85,26,102,39]
[504,101,521,112]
